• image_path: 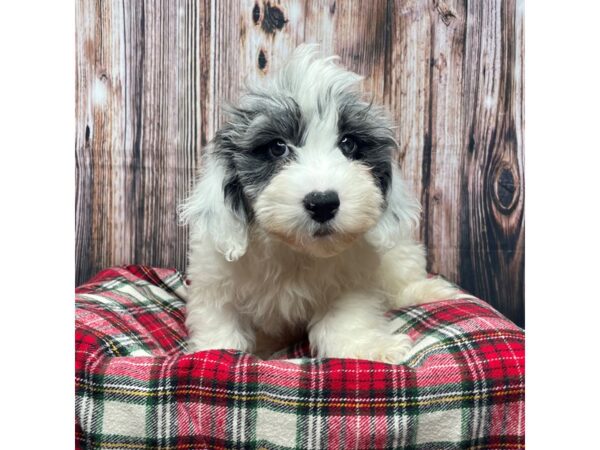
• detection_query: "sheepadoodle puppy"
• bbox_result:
[179,44,461,363]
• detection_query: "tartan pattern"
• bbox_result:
[76,265,524,450]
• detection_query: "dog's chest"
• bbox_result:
[231,240,379,335]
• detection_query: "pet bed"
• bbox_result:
[76,265,524,449]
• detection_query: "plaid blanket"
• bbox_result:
[76,265,524,450]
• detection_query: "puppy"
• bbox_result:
[179,44,461,363]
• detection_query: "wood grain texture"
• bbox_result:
[76,0,525,326]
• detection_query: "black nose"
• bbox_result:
[303,190,340,223]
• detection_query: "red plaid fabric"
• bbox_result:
[76,265,524,449]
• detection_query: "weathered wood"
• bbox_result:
[76,0,525,326]
[76,0,209,281]
[456,0,524,326]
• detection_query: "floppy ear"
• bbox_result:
[365,166,421,253]
[178,147,249,262]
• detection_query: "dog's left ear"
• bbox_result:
[365,166,421,253]
[178,147,249,262]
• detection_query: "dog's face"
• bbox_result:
[181,45,419,260]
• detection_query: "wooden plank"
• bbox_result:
[239,0,307,83]
[329,0,391,104]
[75,0,211,284]
[388,0,433,243]
[457,0,524,326]
[76,0,132,284]
[422,0,467,287]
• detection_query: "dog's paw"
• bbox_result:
[397,276,473,307]
[185,334,252,355]
[364,333,413,364]
[317,332,413,364]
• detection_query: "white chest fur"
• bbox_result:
[187,229,382,337]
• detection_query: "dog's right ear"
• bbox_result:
[178,146,249,262]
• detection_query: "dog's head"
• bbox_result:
[180,44,420,260]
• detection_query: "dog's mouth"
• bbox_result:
[266,223,361,258]
[313,224,334,237]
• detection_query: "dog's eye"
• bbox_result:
[339,136,357,156]
[267,140,289,158]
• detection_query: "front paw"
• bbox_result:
[185,334,252,355]
[398,277,472,306]
[317,332,413,364]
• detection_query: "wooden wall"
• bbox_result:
[76,0,524,327]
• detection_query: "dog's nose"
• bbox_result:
[303,190,340,223]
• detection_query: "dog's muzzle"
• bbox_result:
[303,190,340,223]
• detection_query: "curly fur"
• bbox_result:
[179,44,463,363]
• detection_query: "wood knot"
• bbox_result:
[261,1,287,33]
[252,3,260,25]
[493,165,519,212]
[434,53,447,75]
[435,0,457,26]
[258,49,267,71]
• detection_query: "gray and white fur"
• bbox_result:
[179,44,463,363]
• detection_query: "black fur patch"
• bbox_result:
[213,93,306,218]
[337,95,395,195]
